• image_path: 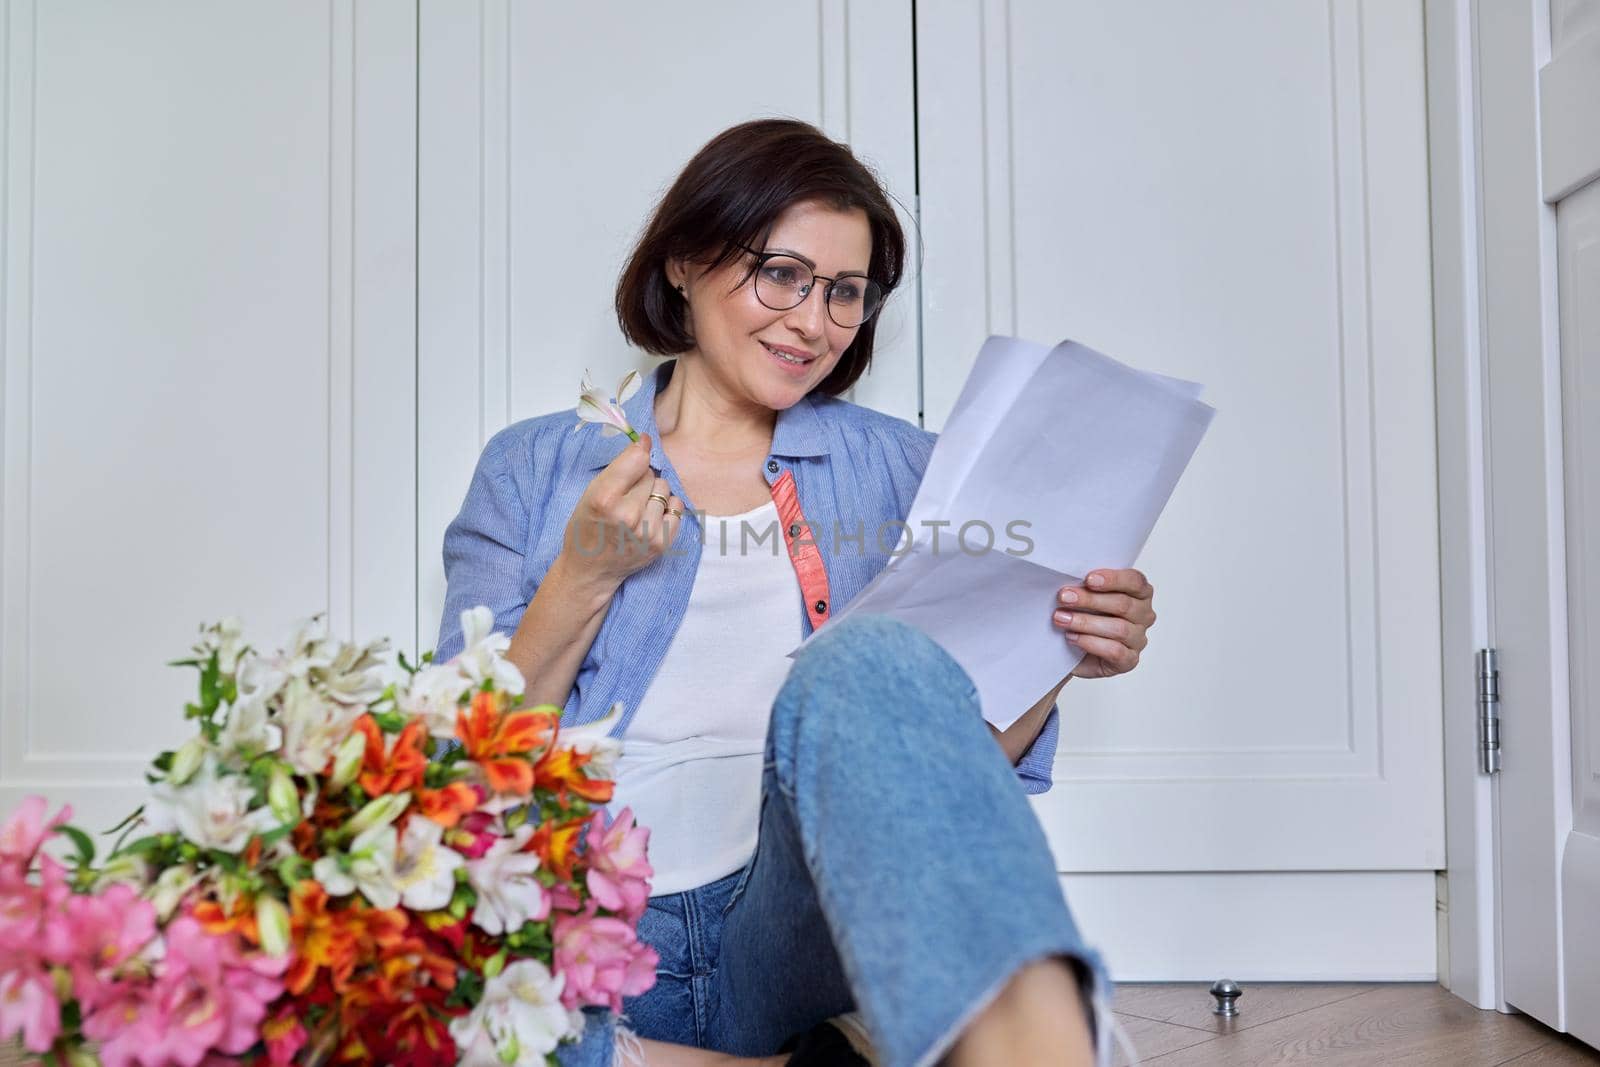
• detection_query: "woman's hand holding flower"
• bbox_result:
[1054,568,1156,680]
[562,370,684,594]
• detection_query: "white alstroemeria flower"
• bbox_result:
[321,637,392,707]
[573,368,641,441]
[215,694,281,759]
[391,815,466,911]
[452,606,526,696]
[401,662,473,739]
[235,653,288,707]
[448,959,584,1066]
[556,701,624,779]
[278,676,363,776]
[192,617,248,676]
[466,825,547,935]
[144,756,276,854]
[281,616,338,679]
[312,822,400,909]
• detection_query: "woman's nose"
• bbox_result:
[784,284,828,337]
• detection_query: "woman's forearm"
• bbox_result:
[504,553,619,709]
[989,676,1070,765]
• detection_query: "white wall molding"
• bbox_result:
[1067,871,1439,981]
[1,0,415,832]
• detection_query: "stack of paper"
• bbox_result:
[789,336,1215,731]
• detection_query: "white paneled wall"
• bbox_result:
[0,0,415,833]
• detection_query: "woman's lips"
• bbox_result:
[762,341,815,377]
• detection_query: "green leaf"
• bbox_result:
[54,825,95,866]
[115,834,166,856]
[199,655,221,711]
[257,824,295,849]
[101,805,145,836]
[372,710,408,733]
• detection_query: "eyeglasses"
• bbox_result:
[737,244,886,329]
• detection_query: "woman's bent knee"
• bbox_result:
[774,614,980,735]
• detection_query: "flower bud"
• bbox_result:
[92,852,151,892]
[343,791,410,839]
[148,864,198,920]
[256,893,291,956]
[168,737,206,786]
[268,767,300,826]
[327,731,367,792]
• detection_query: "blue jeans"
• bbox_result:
[558,614,1114,1067]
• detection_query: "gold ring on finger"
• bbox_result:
[646,492,670,508]
[667,506,683,517]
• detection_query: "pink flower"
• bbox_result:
[0,796,69,879]
[552,911,659,1013]
[79,982,148,1067]
[83,917,286,1067]
[60,884,157,1010]
[0,856,75,1053]
[0,853,64,953]
[0,962,61,1053]
[262,1005,308,1066]
[546,882,583,914]
[446,808,500,860]
[583,808,652,923]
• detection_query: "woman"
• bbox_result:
[436,119,1156,1067]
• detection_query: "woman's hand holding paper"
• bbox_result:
[1054,568,1156,680]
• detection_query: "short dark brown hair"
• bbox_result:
[615,118,908,397]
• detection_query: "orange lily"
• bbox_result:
[354,714,429,796]
[527,816,585,882]
[456,691,557,796]
[416,781,481,829]
[286,881,408,996]
[193,896,261,947]
[535,744,614,805]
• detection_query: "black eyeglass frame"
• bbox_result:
[735,243,886,329]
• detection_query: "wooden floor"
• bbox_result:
[1,984,1594,1064]
[1111,983,1599,1066]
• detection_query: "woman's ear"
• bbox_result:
[664,257,687,293]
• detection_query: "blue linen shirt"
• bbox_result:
[434,358,1061,793]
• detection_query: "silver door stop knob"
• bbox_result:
[1209,978,1242,1017]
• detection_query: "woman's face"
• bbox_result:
[670,198,874,413]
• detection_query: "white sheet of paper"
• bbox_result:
[790,336,1216,731]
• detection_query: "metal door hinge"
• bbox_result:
[1477,648,1501,774]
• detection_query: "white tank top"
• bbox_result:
[608,498,802,897]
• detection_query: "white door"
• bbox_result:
[1478,0,1600,1043]
[915,0,1445,978]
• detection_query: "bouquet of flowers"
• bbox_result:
[0,606,657,1066]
